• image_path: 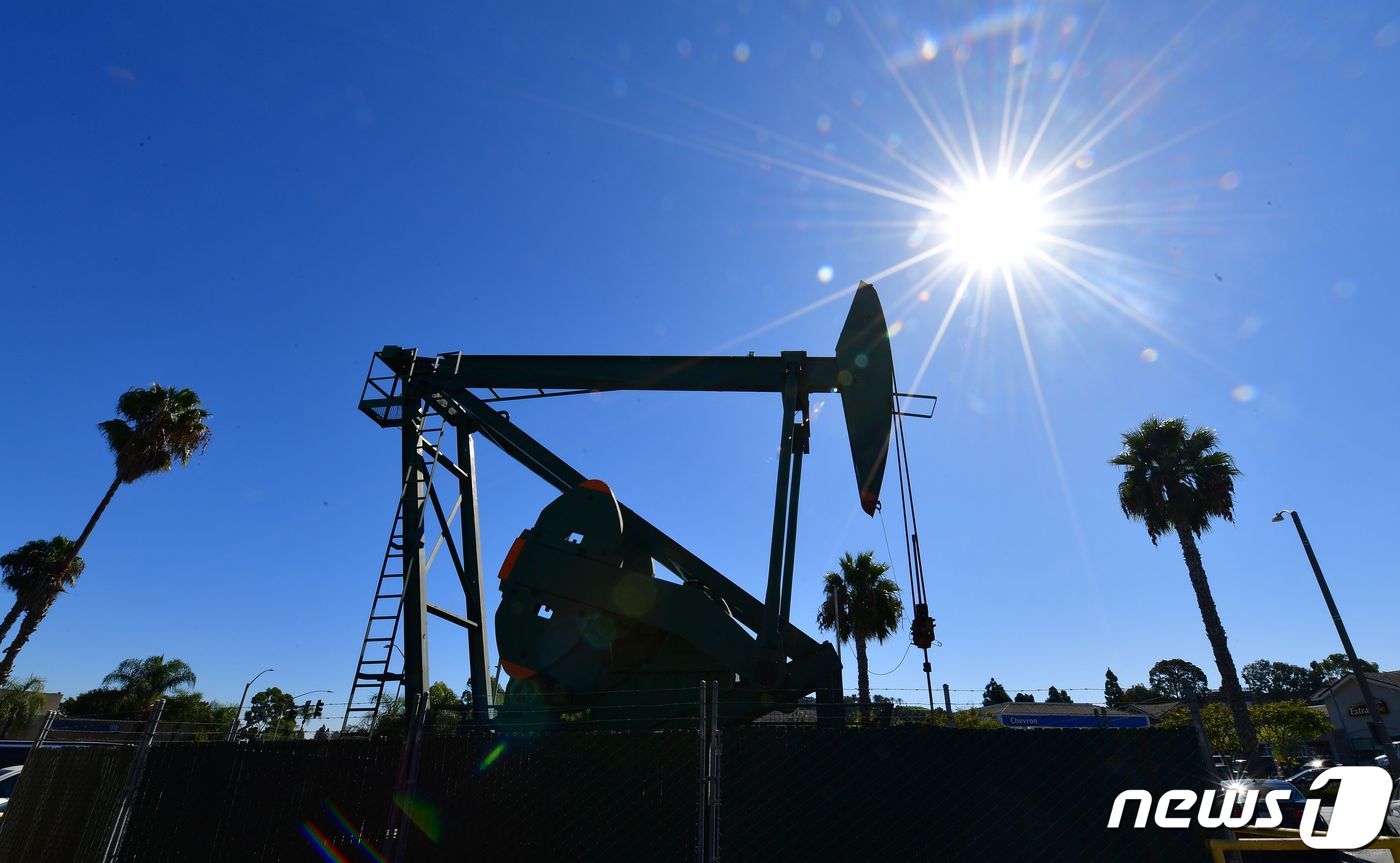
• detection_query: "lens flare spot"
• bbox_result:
[809,41,825,60]
[479,741,508,772]
[300,823,351,863]
[1048,60,1066,80]
[676,38,692,58]
[1218,171,1240,191]
[1139,348,1158,363]
[323,802,388,863]
[1375,22,1400,48]
[393,794,442,843]
[1075,151,1094,170]
[1231,385,1257,403]
[816,265,834,283]
[1011,43,1029,65]
[733,42,751,63]
[918,289,931,302]
[1059,16,1078,37]
[815,114,832,134]
[612,572,657,616]
[888,320,904,338]
[825,7,841,26]
[920,38,939,61]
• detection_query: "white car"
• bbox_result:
[1389,777,1400,837]
[0,765,21,814]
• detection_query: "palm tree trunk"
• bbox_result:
[854,628,871,724]
[65,475,122,569]
[0,589,58,685]
[1174,524,1264,774]
[0,593,31,648]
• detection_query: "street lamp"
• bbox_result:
[293,689,334,736]
[227,667,274,742]
[1273,509,1398,776]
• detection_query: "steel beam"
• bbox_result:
[399,393,430,704]
[456,432,493,720]
[399,352,842,394]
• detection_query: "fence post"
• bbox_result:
[695,681,708,863]
[706,680,722,863]
[942,684,953,728]
[28,709,56,756]
[101,698,164,863]
[385,692,430,863]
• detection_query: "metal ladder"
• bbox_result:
[341,410,447,732]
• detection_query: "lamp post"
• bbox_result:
[228,667,274,742]
[1273,509,1398,776]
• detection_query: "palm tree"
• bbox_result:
[79,384,212,559]
[816,551,904,723]
[0,538,84,648]
[0,385,210,684]
[101,655,197,714]
[0,539,85,684]
[1111,416,1262,772]
[0,674,48,737]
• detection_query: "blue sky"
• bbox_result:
[3,2,1398,722]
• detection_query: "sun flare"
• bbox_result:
[942,176,1048,272]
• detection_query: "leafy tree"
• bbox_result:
[0,385,211,684]
[60,687,128,718]
[0,538,84,680]
[1161,700,1333,776]
[313,726,331,741]
[1242,660,1318,703]
[426,681,466,734]
[1111,417,1261,772]
[1252,701,1334,776]
[152,691,236,741]
[1310,653,1378,686]
[1120,683,1160,704]
[816,551,904,723]
[1014,692,1036,703]
[245,687,298,739]
[102,655,197,714]
[982,678,1011,705]
[953,708,1005,730]
[0,674,47,737]
[1046,686,1074,704]
[1149,659,1208,700]
[1161,702,1240,755]
[363,693,407,737]
[1104,668,1124,708]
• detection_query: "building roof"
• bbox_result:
[979,702,1140,718]
[1122,700,1182,720]
[1309,671,1400,704]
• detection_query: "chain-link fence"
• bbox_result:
[720,724,1212,862]
[0,741,134,862]
[0,697,1217,862]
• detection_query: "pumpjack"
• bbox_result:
[344,282,934,730]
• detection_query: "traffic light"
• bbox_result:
[313,699,324,718]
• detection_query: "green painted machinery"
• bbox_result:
[354,282,904,727]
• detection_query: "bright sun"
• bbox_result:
[942,176,1048,272]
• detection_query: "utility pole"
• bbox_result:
[228,667,273,742]
[1274,509,1398,776]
